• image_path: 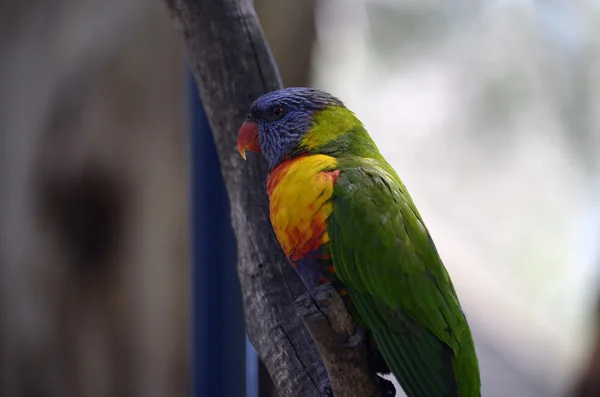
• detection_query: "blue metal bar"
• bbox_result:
[245,335,259,397]
[188,70,250,397]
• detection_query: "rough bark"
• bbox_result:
[296,285,380,397]
[162,0,328,396]
[162,1,379,396]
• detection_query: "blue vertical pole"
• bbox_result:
[189,70,252,397]
[246,335,259,397]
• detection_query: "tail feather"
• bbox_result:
[375,324,457,397]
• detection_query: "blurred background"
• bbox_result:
[1,1,599,396]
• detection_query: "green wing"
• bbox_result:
[328,158,480,397]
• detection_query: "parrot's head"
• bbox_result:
[237,87,348,169]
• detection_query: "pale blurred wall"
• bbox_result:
[0,2,188,397]
[313,1,600,396]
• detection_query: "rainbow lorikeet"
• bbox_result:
[237,88,481,397]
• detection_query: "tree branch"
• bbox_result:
[162,1,380,396]
[296,285,380,397]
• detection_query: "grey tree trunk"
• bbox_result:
[162,0,329,396]
[162,1,383,396]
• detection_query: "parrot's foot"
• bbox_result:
[376,375,396,397]
[340,324,367,349]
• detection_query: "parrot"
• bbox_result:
[237,87,481,397]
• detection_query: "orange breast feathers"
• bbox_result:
[267,155,340,263]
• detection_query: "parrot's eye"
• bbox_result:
[265,104,285,121]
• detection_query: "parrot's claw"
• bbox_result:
[340,324,367,349]
[376,375,396,397]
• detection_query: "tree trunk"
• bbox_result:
[162,1,383,396]
[162,1,329,395]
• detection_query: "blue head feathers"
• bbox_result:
[246,87,344,169]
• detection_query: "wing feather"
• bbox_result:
[329,159,480,397]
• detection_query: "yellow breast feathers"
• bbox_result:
[266,155,339,262]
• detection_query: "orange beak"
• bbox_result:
[237,121,261,160]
